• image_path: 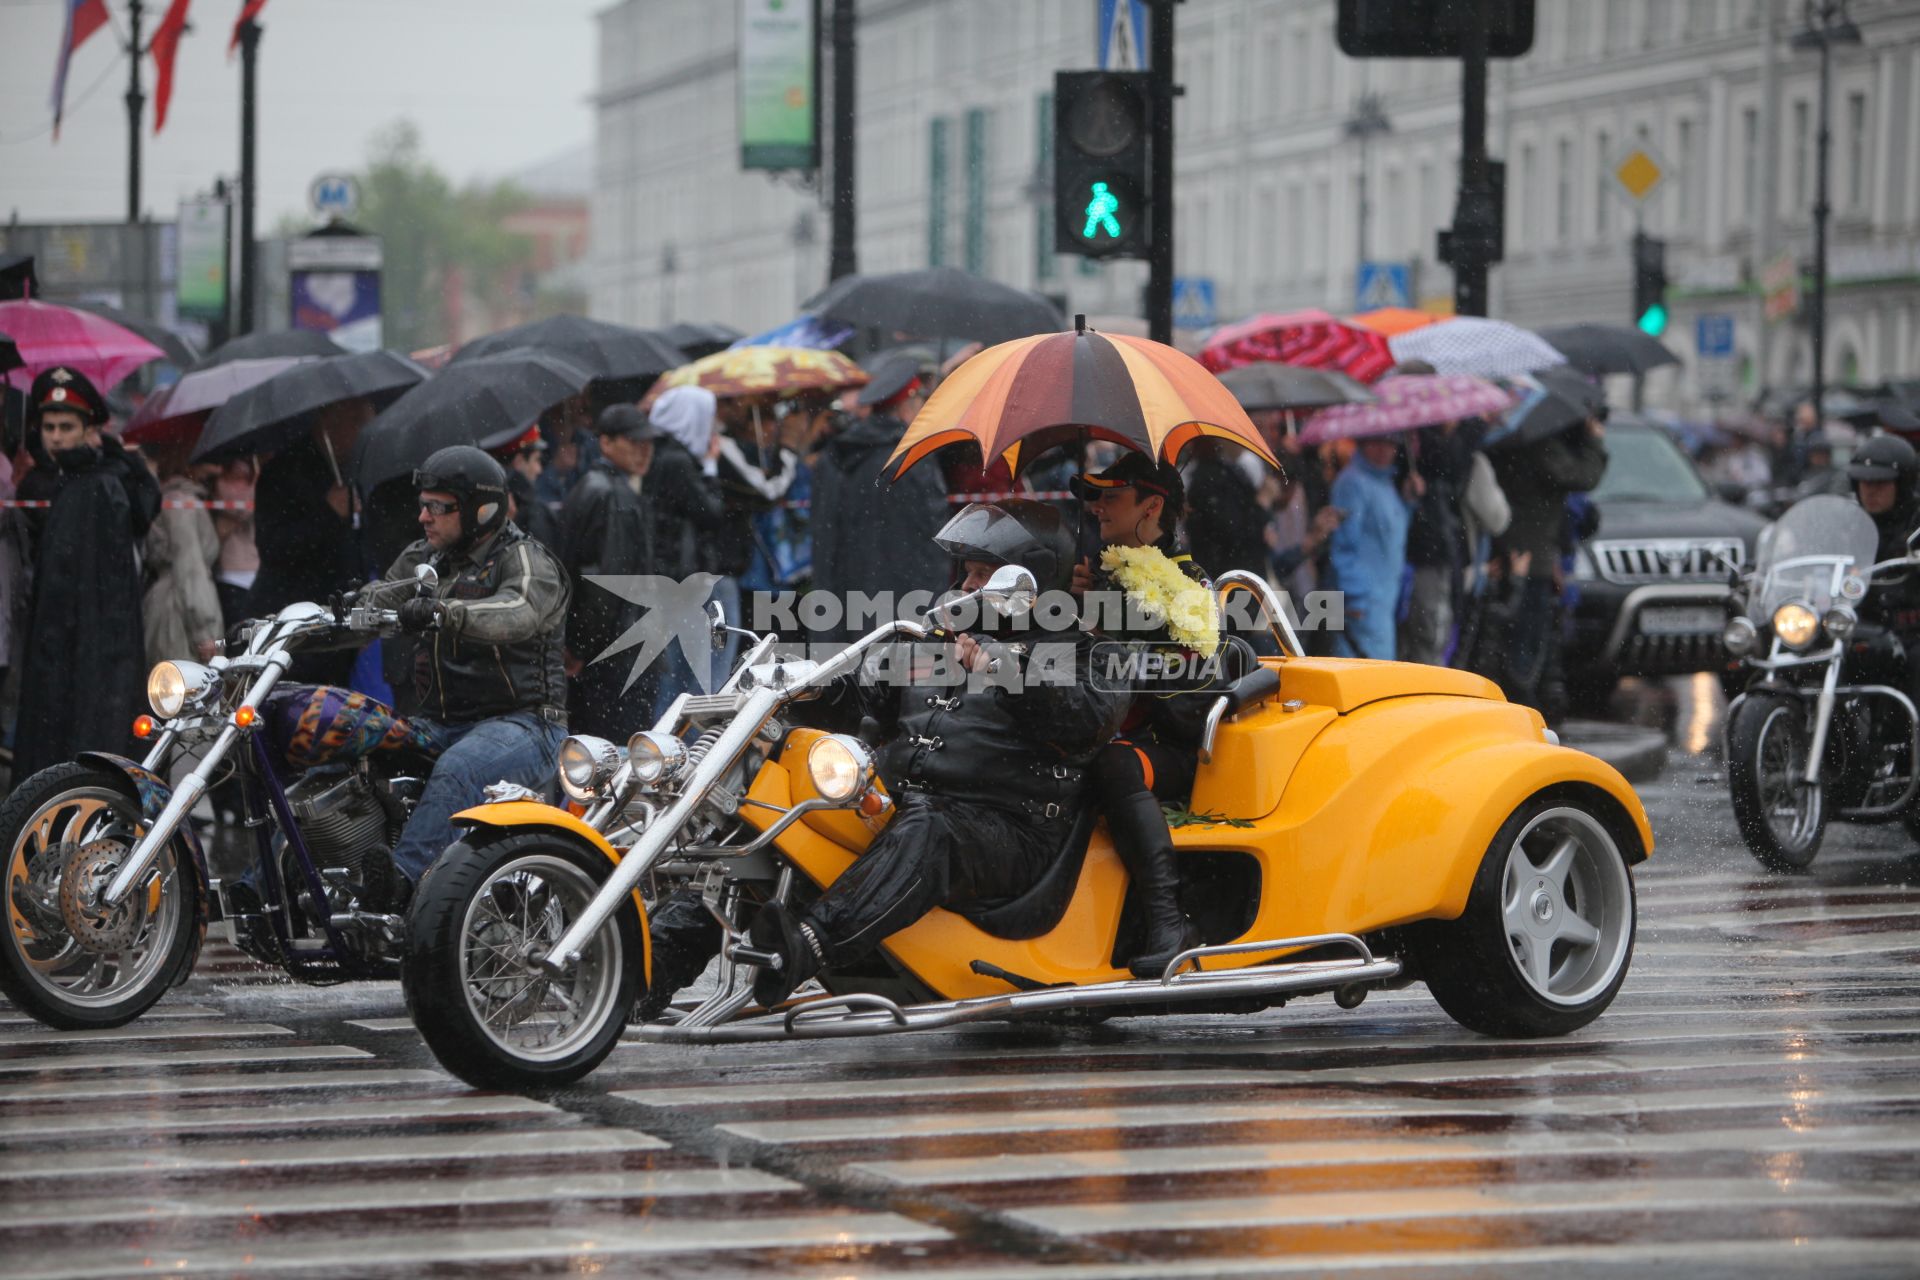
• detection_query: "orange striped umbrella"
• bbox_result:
[886,323,1278,480]
[1349,306,1445,337]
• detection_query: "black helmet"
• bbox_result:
[1847,433,1918,486]
[934,499,1076,595]
[413,444,509,547]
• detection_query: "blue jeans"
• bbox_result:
[390,712,568,882]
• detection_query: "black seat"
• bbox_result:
[950,804,1099,940]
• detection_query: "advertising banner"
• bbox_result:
[290,270,381,353]
[176,198,227,322]
[739,0,818,170]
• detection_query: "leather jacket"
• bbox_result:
[808,633,1129,821]
[558,461,654,658]
[372,524,571,723]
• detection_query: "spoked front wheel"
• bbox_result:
[1728,694,1827,872]
[0,763,199,1029]
[403,832,642,1090]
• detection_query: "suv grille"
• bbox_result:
[1591,537,1744,584]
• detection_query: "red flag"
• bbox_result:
[229,0,269,55]
[50,0,110,138]
[150,0,193,135]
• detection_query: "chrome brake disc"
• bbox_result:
[58,839,147,953]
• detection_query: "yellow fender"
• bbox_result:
[450,801,651,985]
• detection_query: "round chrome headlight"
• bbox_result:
[1822,606,1857,642]
[1772,601,1820,650]
[625,730,688,785]
[556,735,621,803]
[147,661,215,718]
[807,734,873,805]
[1722,616,1758,657]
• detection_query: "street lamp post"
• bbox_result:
[1345,93,1392,283]
[1791,0,1861,418]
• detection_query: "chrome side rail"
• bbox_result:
[1160,931,1376,982]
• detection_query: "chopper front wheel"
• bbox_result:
[403,830,642,1091]
[1728,693,1827,872]
[0,763,199,1029]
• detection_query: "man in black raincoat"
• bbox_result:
[809,354,950,644]
[11,367,161,782]
[639,500,1130,1014]
[560,405,661,738]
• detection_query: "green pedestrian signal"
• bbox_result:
[1636,301,1669,337]
[1082,181,1123,241]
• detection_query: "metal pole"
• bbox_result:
[1146,0,1175,345]
[827,0,857,282]
[1452,0,1491,317]
[1810,21,1832,416]
[1756,0,1781,398]
[214,178,233,349]
[237,20,260,336]
[124,0,145,223]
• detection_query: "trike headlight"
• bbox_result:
[625,730,688,785]
[807,734,874,804]
[557,735,621,803]
[1771,601,1820,650]
[1822,606,1857,642]
[1722,616,1758,656]
[147,661,215,718]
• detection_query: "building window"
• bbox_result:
[1846,91,1868,211]
[965,107,988,274]
[1516,142,1535,252]
[1286,183,1304,282]
[1792,99,1811,213]
[929,116,949,267]
[1741,105,1760,225]
[1034,91,1055,281]
[1676,118,1695,227]
[1595,128,1612,237]
[1556,138,1573,242]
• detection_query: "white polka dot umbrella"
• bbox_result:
[1388,316,1567,379]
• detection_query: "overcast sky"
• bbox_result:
[1,0,606,226]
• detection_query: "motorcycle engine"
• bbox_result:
[284,769,390,878]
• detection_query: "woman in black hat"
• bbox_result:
[10,367,160,783]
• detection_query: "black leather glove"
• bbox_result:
[398,598,443,633]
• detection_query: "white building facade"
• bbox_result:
[592,0,1920,408]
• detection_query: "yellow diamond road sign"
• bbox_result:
[1613,149,1665,202]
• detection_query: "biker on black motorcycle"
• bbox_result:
[1847,434,1920,685]
[641,499,1131,1013]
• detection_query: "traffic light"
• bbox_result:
[1632,231,1669,336]
[1054,71,1152,260]
[1337,0,1536,58]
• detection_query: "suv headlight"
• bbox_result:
[557,735,622,803]
[1772,601,1820,650]
[147,661,216,718]
[1722,616,1758,656]
[626,730,688,785]
[807,734,874,804]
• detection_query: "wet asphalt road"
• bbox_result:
[4,678,1920,1277]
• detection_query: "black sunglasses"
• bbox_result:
[418,498,459,516]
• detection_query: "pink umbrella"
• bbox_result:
[1198,308,1396,382]
[1297,374,1516,445]
[0,298,164,392]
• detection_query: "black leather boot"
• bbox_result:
[747,901,821,1008]
[1109,791,1198,978]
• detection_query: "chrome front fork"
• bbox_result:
[1803,656,1843,786]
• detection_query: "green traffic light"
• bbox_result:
[1081,181,1123,241]
[1637,302,1669,337]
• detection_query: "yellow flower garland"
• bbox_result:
[1099,544,1221,656]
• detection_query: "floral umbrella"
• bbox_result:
[657,346,868,400]
[886,321,1278,479]
[1297,374,1516,445]
[1198,308,1396,382]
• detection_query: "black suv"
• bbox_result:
[1567,416,1768,706]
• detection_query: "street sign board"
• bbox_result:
[308,173,359,220]
[739,0,820,171]
[1607,143,1668,205]
[1171,277,1216,330]
[176,198,227,323]
[1695,313,1735,359]
[1097,0,1150,70]
[1762,252,1799,321]
[1355,261,1412,310]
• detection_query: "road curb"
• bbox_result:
[1558,720,1669,784]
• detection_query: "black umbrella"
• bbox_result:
[1536,323,1679,377]
[125,357,320,445]
[452,315,682,380]
[199,329,346,367]
[67,301,200,368]
[0,328,20,374]
[659,321,743,360]
[802,266,1066,347]
[352,349,593,489]
[1533,365,1608,418]
[194,349,429,462]
[1217,362,1373,411]
[1483,373,1590,451]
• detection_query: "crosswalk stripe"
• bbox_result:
[850,1123,1920,1185]
[0,1044,368,1074]
[11,1213,950,1280]
[0,1004,220,1026]
[1005,1176,1920,1235]
[614,1068,1288,1108]
[0,1167,800,1230]
[0,1021,295,1047]
[0,1067,445,1104]
[0,1093,559,1140]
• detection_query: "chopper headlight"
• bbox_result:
[807,734,873,805]
[1722,616,1758,656]
[147,661,215,718]
[625,730,688,785]
[1772,602,1820,650]
[557,735,622,803]
[1822,606,1857,642]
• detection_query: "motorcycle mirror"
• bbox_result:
[414,563,439,594]
[707,599,729,651]
[981,564,1038,618]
